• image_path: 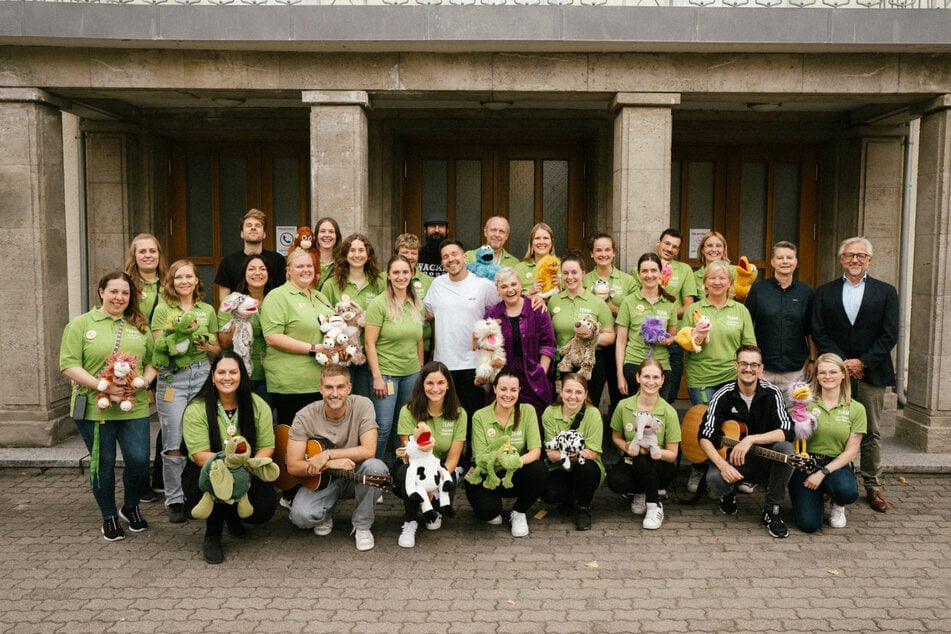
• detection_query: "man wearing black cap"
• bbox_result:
[417,214,448,277]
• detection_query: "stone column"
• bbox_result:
[611,93,680,274]
[302,91,369,238]
[0,89,71,446]
[896,96,951,452]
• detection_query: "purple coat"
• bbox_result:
[485,297,557,410]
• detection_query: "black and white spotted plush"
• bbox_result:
[546,430,586,470]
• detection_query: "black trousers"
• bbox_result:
[606,454,677,504]
[541,461,602,508]
[182,459,277,536]
[465,460,548,521]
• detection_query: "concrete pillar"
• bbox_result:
[0,89,72,446]
[896,96,951,452]
[611,93,679,273]
[302,90,369,237]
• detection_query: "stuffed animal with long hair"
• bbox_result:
[789,381,818,456]
[535,254,561,299]
[472,318,506,387]
[219,293,259,376]
[640,316,669,359]
[467,245,501,281]
[96,352,146,412]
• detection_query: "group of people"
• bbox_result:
[60,208,898,562]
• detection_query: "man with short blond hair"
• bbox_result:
[214,209,286,304]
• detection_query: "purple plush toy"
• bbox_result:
[640,316,669,359]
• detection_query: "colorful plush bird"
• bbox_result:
[789,381,818,456]
[733,256,758,301]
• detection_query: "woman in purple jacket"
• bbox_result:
[485,267,556,426]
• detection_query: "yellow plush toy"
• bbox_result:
[535,254,561,299]
[733,256,758,302]
[676,310,712,353]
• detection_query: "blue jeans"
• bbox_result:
[369,372,418,461]
[288,458,389,531]
[789,460,859,533]
[688,385,721,406]
[349,363,372,399]
[75,416,151,519]
[156,359,209,506]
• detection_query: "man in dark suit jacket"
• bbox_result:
[812,237,898,513]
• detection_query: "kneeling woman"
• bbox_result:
[788,353,865,532]
[465,371,547,538]
[606,358,681,530]
[182,352,277,564]
[541,373,604,531]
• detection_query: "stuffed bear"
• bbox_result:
[546,429,586,470]
[287,226,320,287]
[396,422,455,523]
[472,318,506,387]
[466,245,501,282]
[465,437,522,490]
[334,295,367,366]
[534,254,561,299]
[556,315,600,380]
[153,308,212,372]
[96,352,146,412]
[629,411,661,457]
[640,316,669,360]
[191,435,280,520]
[789,381,818,456]
[219,292,260,376]
[676,310,712,354]
[733,256,758,302]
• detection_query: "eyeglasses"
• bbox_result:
[736,361,762,369]
[841,253,870,261]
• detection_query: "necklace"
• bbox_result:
[218,402,238,437]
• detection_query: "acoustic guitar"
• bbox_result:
[680,405,817,473]
[272,424,392,492]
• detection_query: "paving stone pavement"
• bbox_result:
[2,467,950,633]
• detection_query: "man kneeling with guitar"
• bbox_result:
[698,344,796,539]
[283,364,390,551]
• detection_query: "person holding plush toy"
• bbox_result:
[606,359,681,530]
[152,259,220,524]
[514,222,559,298]
[393,362,468,548]
[364,255,425,461]
[465,371,546,538]
[182,352,277,564]
[61,271,159,541]
[541,373,604,531]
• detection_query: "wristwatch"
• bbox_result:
[309,344,317,357]
[820,467,831,476]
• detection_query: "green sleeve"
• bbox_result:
[470,407,491,462]
[397,405,416,437]
[364,296,386,328]
[59,316,86,372]
[182,400,212,459]
[541,406,560,444]
[252,394,275,449]
[522,406,541,451]
[452,411,468,443]
[580,406,604,455]
[616,297,632,328]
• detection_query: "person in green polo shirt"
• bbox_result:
[465,216,520,268]
[394,233,434,362]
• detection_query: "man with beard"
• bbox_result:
[417,214,449,277]
[214,208,286,304]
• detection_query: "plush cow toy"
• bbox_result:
[219,292,259,376]
[96,352,146,412]
[396,422,455,523]
[546,429,586,470]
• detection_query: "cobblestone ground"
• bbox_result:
[1,468,949,633]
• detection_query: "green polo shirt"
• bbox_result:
[217,308,266,382]
[60,309,155,421]
[397,406,468,462]
[465,248,520,269]
[632,259,697,319]
[693,264,739,301]
[548,290,614,350]
[320,273,386,312]
[541,404,605,482]
[583,268,637,308]
[182,393,276,459]
[151,300,219,368]
[411,272,433,353]
[616,290,677,369]
[317,260,335,292]
[610,394,682,448]
[138,278,161,321]
[259,281,334,394]
[470,403,541,462]
[364,295,424,377]
[684,297,756,389]
[806,399,867,457]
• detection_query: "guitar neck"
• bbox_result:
[327,468,390,491]
[721,436,790,464]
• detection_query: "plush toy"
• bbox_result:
[287,226,320,287]
[546,429,586,470]
[395,422,455,523]
[789,381,818,456]
[659,261,673,288]
[95,352,146,412]
[676,310,712,354]
[534,254,561,299]
[466,245,501,282]
[465,436,522,490]
[556,315,600,380]
[628,411,661,457]
[153,308,212,372]
[472,318,506,387]
[334,296,367,366]
[733,256,758,302]
[590,279,611,302]
[640,316,669,360]
[191,435,280,520]
[219,292,259,376]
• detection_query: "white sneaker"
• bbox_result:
[642,503,664,530]
[829,504,847,528]
[424,513,442,531]
[737,481,758,494]
[398,521,418,548]
[630,493,647,515]
[658,488,668,501]
[312,518,333,536]
[376,494,384,504]
[279,496,293,510]
[687,469,704,494]
[353,528,375,551]
[510,510,529,538]
[486,515,503,526]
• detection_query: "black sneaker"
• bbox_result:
[119,505,149,532]
[761,504,789,539]
[575,507,592,531]
[139,485,158,503]
[226,515,246,538]
[718,495,738,516]
[168,503,187,524]
[202,535,224,564]
[101,516,126,542]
